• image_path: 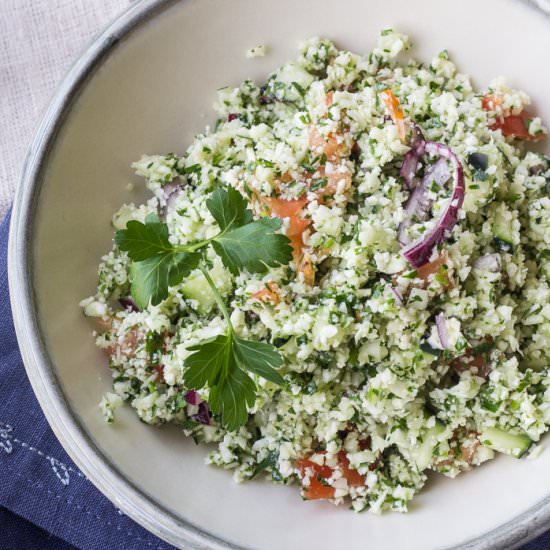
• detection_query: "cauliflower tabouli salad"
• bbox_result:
[81,30,550,513]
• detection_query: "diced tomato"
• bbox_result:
[287,216,311,244]
[481,94,502,111]
[416,255,445,279]
[337,450,365,487]
[296,451,366,500]
[263,196,309,257]
[415,253,452,288]
[451,353,485,372]
[261,195,317,285]
[297,251,315,286]
[450,336,493,377]
[380,89,407,142]
[263,195,307,219]
[296,455,336,500]
[460,435,480,464]
[316,166,353,201]
[358,437,371,451]
[307,123,352,202]
[105,326,139,359]
[482,94,542,140]
[497,112,535,140]
[308,91,351,160]
[279,171,294,184]
[251,281,281,305]
[308,126,349,163]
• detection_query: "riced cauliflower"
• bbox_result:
[82,30,550,513]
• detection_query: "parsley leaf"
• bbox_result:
[233,337,284,385]
[115,215,173,261]
[129,251,199,308]
[212,218,292,275]
[184,330,284,431]
[116,216,200,308]
[206,186,253,231]
[184,335,232,389]
[208,365,256,432]
[205,186,292,275]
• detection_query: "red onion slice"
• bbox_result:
[473,254,501,272]
[162,180,180,198]
[399,123,426,190]
[184,390,201,406]
[389,286,404,306]
[118,297,140,312]
[400,140,426,190]
[184,390,212,425]
[435,313,451,350]
[401,142,465,268]
[398,158,450,246]
[192,401,211,425]
[161,180,182,217]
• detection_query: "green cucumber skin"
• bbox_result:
[480,427,533,459]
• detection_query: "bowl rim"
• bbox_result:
[7,0,550,548]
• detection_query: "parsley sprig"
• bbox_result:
[115,186,292,431]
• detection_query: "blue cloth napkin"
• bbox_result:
[0,208,547,550]
[0,210,174,550]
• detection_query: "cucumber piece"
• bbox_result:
[480,427,533,458]
[180,272,215,314]
[410,422,446,470]
[267,62,315,102]
[181,261,232,314]
[492,205,515,251]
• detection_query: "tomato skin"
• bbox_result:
[482,94,542,140]
[308,126,348,163]
[296,450,366,500]
[380,89,407,142]
[251,282,281,305]
[262,196,309,256]
[295,456,336,500]
[337,450,365,487]
[411,253,453,289]
[497,112,533,140]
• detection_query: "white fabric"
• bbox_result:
[0,0,130,219]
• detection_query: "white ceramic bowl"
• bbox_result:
[9,0,550,548]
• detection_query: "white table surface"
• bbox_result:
[0,0,131,220]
